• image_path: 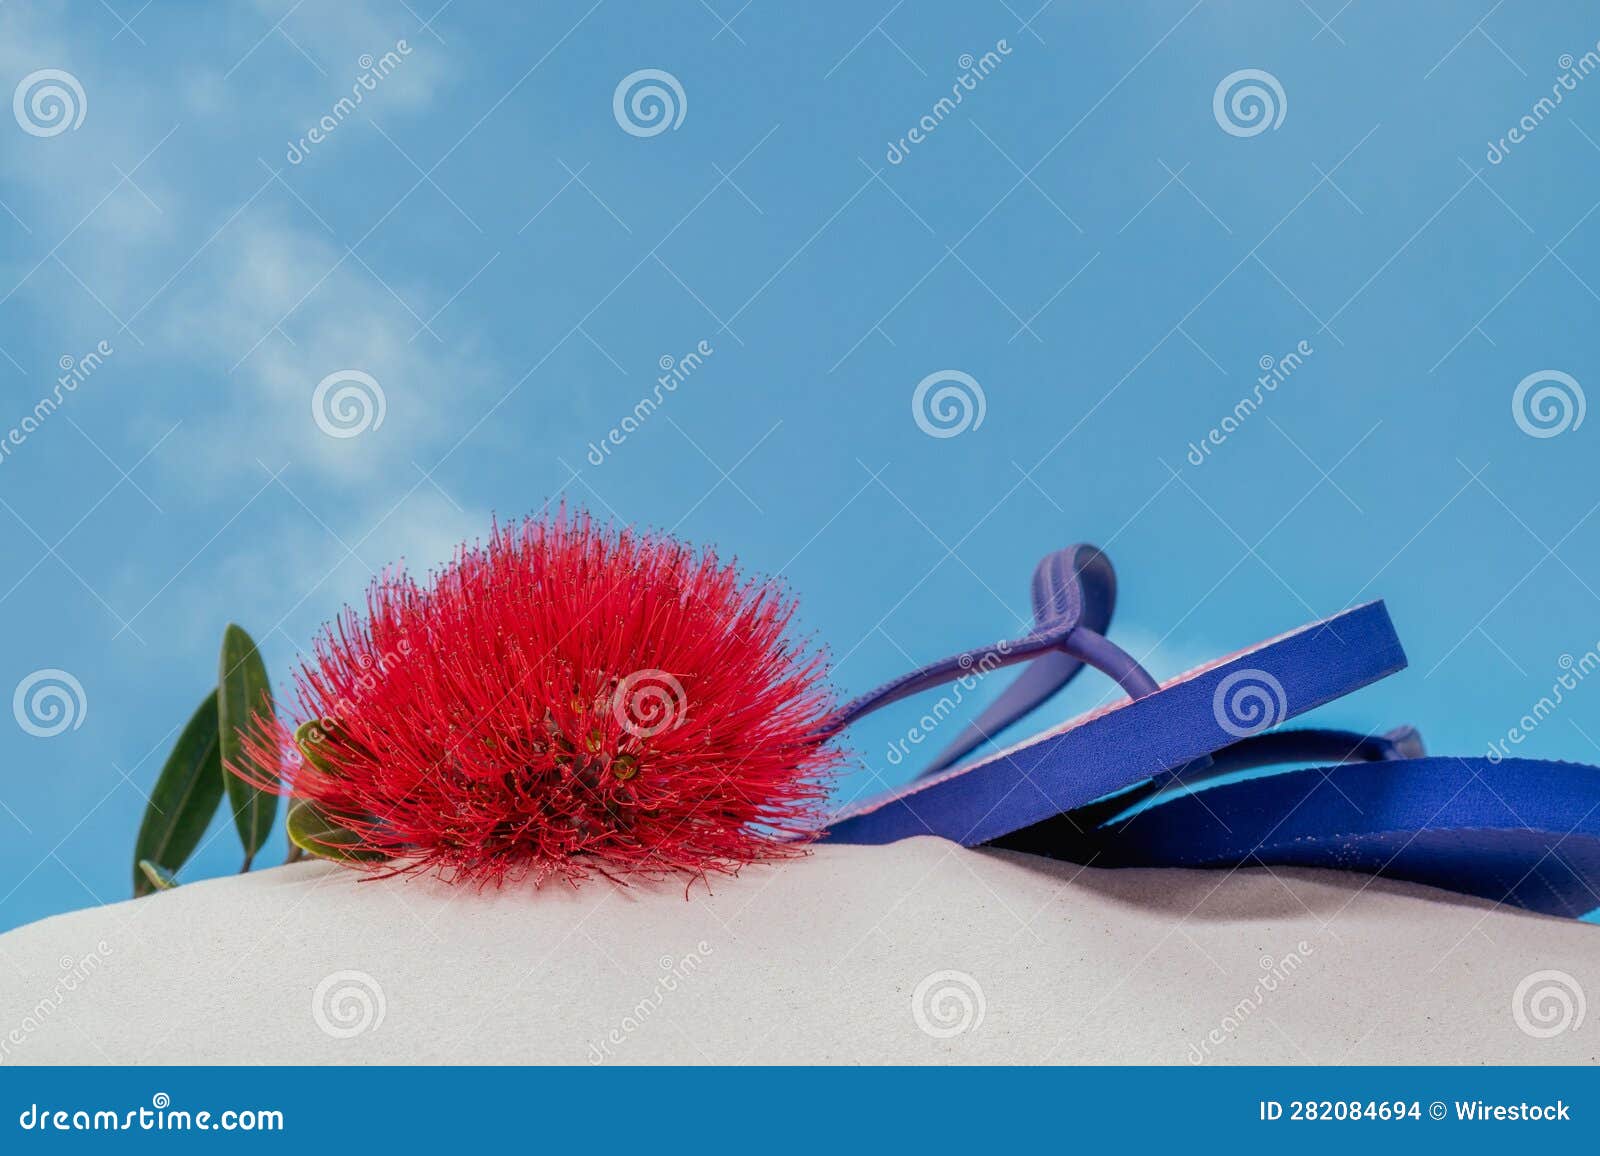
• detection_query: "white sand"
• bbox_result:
[0,837,1593,1064]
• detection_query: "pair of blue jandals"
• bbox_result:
[825,545,1600,922]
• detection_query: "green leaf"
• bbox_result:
[294,717,373,778]
[294,718,338,775]
[132,691,224,897]
[219,623,278,870]
[285,799,387,863]
[136,860,180,891]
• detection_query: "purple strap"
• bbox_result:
[823,545,1158,776]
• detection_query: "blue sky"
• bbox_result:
[2,0,1599,931]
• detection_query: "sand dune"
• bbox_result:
[0,837,1593,1064]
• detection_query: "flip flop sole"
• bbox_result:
[1065,755,1600,921]
[827,600,1406,847]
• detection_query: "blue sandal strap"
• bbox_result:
[1024,726,1425,842]
[1202,724,1424,775]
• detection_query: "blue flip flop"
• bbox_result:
[1003,744,1600,921]
[820,542,1600,921]
[823,544,1408,848]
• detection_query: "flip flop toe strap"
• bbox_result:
[823,545,1158,776]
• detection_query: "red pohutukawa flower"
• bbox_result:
[230,512,843,884]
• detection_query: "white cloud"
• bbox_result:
[0,1,498,659]
[158,214,487,487]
